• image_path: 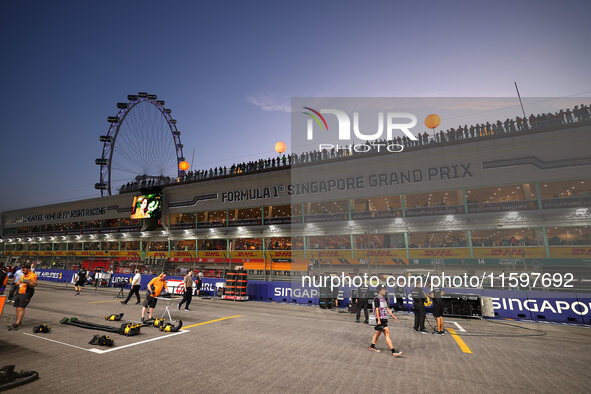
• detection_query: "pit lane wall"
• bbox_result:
[247,281,591,324]
[33,269,591,324]
[33,269,221,295]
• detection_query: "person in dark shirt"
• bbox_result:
[355,286,369,323]
[0,266,7,295]
[74,269,87,296]
[430,286,445,335]
[369,285,403,357]
[411,285,428,333]
[394,284,404,312]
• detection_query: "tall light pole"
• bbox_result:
[514,81,527,120]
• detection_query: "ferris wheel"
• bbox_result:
[95,92,185,196]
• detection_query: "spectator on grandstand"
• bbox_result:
[117,103,590,194]
[549,235,561,245]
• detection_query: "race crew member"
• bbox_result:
[178,270,194,311]
[195,271,203,296]
[121,269,142,305]
[9,264,37,331]
[429,285,445,335]
[8,265,23,303]
[141,272,168,322]
[411,285,428,334]
[394,283,404,312]
[74,268,88,296]
[355,285,369,324]
[369,285,403,357]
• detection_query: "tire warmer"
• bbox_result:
[60,317,141,336]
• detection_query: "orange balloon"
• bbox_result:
[275,141,286,154]
[425,114,441,129]
[179,161,190,171]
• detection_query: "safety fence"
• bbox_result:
[32,269,591,324]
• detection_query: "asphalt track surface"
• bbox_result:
[1,283,590,393]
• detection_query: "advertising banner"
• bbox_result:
[145,251,169,258]
[230,250,264,259]
[34,269,76,283]
[355,249,407,259]
[198,251,227,258]
[28,268,591,323]
[248,280,591,324]
[170,251,196,258]
[409,248,471,259]
[550,247,591,259]
[165,277,224,295]
[473,247,546,259]
[307,250,351,259]
[266,251,292,259]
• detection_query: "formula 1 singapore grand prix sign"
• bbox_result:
[221,162,472,202]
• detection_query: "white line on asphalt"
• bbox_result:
[91,330,189,354]
[448,321,466,332]
[23,332,94,352]
[24,329,190,354]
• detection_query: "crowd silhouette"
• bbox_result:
[119,104,591,194]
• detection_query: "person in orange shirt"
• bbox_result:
[9,264,37,331]
[141,272,168,322]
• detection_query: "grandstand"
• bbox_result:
[1,103,591,322]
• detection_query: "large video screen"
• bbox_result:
[130,194,162,219]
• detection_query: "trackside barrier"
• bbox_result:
[34,269,224,295]
[33,270,591,324]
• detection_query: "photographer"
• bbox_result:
[141,272,168,322]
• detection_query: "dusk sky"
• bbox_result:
[1,0,590,213]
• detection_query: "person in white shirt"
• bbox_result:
[196,271,204,296]
[121,269,142,305]
[8,266,23,303]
